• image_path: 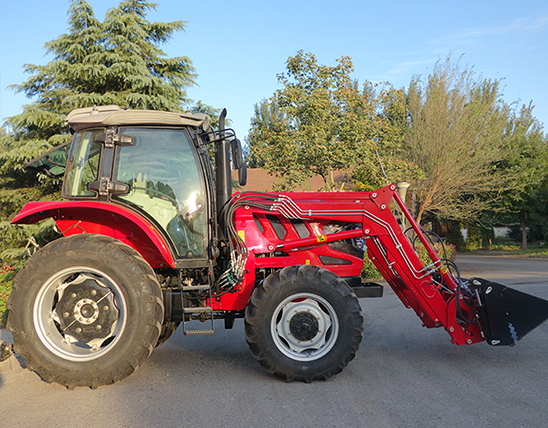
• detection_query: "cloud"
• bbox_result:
[378,57,437,84]
[375,13,548,86]
[431,14,548,51]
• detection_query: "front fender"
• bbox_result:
[11,201,175,269]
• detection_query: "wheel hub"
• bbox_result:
[56,277,119,344]
[274,295,335,360]
[289,312,319,341]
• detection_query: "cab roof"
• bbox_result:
[65,105,211,132]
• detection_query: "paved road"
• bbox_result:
[1,255,547,428]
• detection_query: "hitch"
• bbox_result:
[471,278,548,346]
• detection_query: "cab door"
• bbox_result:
[111,127,209,264]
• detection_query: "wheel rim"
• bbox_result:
[33,266,127,362]
[271,292,339,362]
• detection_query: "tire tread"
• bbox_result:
[7,234,163,388]
[245,265,363,382]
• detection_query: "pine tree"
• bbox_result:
[6,0,196,139]
[0,0,199,262]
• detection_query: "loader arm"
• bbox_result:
[227,184,548,346]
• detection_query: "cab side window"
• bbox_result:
[113,128,207,259]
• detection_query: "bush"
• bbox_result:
[361,255,383,281]
[445,222,466,251]
[415,242,456,265]
[465,223,495,250]
[508,222,548,244]
[361,241,457,282]
[0,263,21,328]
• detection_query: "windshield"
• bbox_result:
[113,128,207,259]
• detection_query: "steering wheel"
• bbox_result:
[130,186,178,206]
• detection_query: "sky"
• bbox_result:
[0,0,547,142]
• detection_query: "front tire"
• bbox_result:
[7,234,164,389]
[245,265,363,382]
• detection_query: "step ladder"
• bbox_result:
[181,283,215,336]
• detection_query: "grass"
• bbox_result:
[464,244,548,258]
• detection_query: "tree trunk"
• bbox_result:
[520,209,528,251]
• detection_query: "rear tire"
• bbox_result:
[245,265,363,382]
[7,234,163,389]
[155,322,180,347]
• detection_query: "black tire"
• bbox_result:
[7,234,164,389]
[245,265,363,382]
[155,322,180,347]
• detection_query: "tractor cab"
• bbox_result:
[24,105,246,267]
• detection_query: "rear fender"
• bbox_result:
[11,201,175,269]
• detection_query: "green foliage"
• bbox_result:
[508,222,548,244]
[445,222,466,251]
[0,0,210,268]
[0,219,61,325]
[248,51,385,191]
[248,53,546,233]
[465,223,495,250]
[413,241,457,267]
[188,100,228,130]
[352,87,425,191]
[402,57,516,224]
[491,104,548,249]
[362,241,457,282]
[361,255,383,281]
[7,0,196,131]
[0,219,60,261]
[0,263,19,328]
[1,0,198,192]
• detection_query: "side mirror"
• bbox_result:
[238,162,247,187]
[230,138,244,170]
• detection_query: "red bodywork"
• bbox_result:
[230,185,483,346]
[12,184,483,346]
[11,201,175,269]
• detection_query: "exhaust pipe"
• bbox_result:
[215,109,232,239]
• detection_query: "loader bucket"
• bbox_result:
[472,278,548,346]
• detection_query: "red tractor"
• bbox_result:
[7,105,548,389]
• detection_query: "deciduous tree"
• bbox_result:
[494,103,548,249]
[402,58,512,224]
[248,51,382,191]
